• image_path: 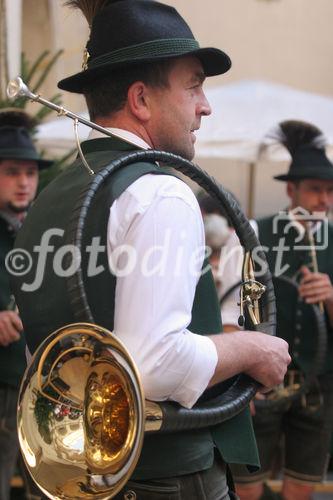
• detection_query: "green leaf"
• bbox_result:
[2,50,64,127]
[25,50,49,85]
[32,93,63,122]
[32,50,64,93]
[20,52,30,82]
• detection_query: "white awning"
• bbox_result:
[37,79,333,163]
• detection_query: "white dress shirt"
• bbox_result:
[89,128,218,408]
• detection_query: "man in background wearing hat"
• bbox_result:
[227,121,333,500]
[0,110,52,500]
[12,1,290,498]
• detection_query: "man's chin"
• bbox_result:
[172,146,195,162]
[7,202,31,214]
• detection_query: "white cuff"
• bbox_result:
[170,333,218,409]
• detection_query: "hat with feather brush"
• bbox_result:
[0,109,53,169]
[271,120,333,181]
[58,0,231,93]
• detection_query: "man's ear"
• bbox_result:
[286,181,294,199]
[127,81,151,122]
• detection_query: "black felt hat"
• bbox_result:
[272,120,333,182]
[0,111,53,170]
[58,0,231,93]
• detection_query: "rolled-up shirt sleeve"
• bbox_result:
[108,174,218,408]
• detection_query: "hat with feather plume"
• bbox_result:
[271,120,333,181]
[0,109,53,169]
[58,0,231,93]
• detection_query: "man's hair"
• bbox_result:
[197,191,235,227]
[290,180,301,187]
[84,60,174,121]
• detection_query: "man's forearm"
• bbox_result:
[208,330,290,391]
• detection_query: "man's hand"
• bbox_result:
[0,311,23,346]
[299,266,333,305]
[243,333,291,391]
[209,331,291,392]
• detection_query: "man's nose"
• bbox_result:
[319,190,330,205]
[17,173,29,186]
[199,92,212,117]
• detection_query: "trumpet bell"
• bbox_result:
[18,323,145,499]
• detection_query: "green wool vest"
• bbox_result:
[13,137,259,477]
[0,217,26,388]
[257,215,333,375]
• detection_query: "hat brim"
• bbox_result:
[58,47,231,94]
[0,150,53,170]
[274,169,333,182]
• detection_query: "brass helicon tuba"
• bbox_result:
[8,77,275,499]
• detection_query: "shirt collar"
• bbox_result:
[0,210,24,234]
[287,208,322,238]
[88,127,151,151]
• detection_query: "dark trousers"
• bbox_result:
[113,455,238,500]
[29,456,238,500]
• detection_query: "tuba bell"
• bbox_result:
[19,323,147,499]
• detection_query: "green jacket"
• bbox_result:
[257,214,333,375]
[0,216,26,388]
[14,136,259,477]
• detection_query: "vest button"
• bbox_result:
[296,309,302,317]
[295,323,302,331]
[294,337,300,345]
[124,490,137,500]
[294,351,299,358]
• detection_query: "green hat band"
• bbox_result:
[88,38,201,69]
